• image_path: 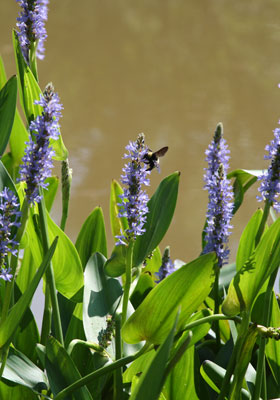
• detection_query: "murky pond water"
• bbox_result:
[2,0,280,266]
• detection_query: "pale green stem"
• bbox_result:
[121,241,134,327]
[38,190,64,346]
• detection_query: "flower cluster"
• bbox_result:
[257,119,280,211]
[203,123,233,267]
[19,83,63,205]
[156,246,175,282]
[16,0,49,62]
[116,133,150,245]
[0,188,21,282]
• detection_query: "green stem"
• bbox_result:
[40,285,51,345]
[113,314,123,400]
[121,241,134,327]
[67,339,107,356]
[218,312,250,400]
[60,159,72,231]
[38,191,64,346]
[213,264,221,348]
[252,267,277,400]
[55,344,150,400]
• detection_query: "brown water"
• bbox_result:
[2,0,280,264]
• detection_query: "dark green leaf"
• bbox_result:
[46,336,93,399]
[266,292,280,387]
[76,207,107,267]
[133,172,180,267]
[222,217,280,316]
[110,179,128,239]
[0,75,17,157]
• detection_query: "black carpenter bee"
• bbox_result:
[143,146,169,171]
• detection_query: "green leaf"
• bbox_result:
[222,217,280,316]
[236,209,263,272]
[110,179,128,239]
[130,272,155,309]
[0,161,18,195]
[76,207,107,267]
[129,314,178,400]
[184,309,213,347]
[83,253,122,358]
[0,75,17,157]
[45,336,93,399]
[165,346,200,400]
[133,172,180,267]
[123,350,156,383]
[200,361,251,399]
[43,177,59,212]
[0,237,58,349]
[227,169,261,214]
[26,209,84,300]
[0,56,28,165]
[104,245,127,277]
[13,31,68,161]
[0,382,39,400]
[266,292,280,387]
[2,347,49,395]
[122,253,216,344]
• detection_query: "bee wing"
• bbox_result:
[154,146,168,158]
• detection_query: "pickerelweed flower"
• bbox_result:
[116,133,150,245]
[19,83,63,205]
[0,188,21,282]
[156,246,175,282]
[203,123,233,268]
[257,110,280,210]
[16,0,49,62]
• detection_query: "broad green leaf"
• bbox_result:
[0,237,58,348]
[219,263,236,289]
[222,217,280,316]
[0,75,17,157]
[2,347,49,395]
[133,172,179,267]
[43,176,59,212]
[13,31,68,161]
[122,253,216,344]
[227,169,261,214]
[110,179,128,239]
[0,382,39,400]
[83,253,122,358]
[130,272,155,309]
[104,244,127,277]
[143,246,162,275]
[45,336,93,399]
[0,56,7,88]
[76,207,107,267]
[26,209,84,300]
[165,345,199,400]
[0,56,28,165]
[236,209,263,271]
[184,309,213,347]
[129,314,178,400]
[266,292,280,387]
[123,350,156,383]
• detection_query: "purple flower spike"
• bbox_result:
[257,107,280,210]
[16,0,49,63]
[116,133,150,245]
[156,247,174,282]
[0,188,21,282]
[19,83,63,205]
[203,123,233,268]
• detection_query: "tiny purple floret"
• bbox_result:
[19,83,63,205]
[116,133,150,245]
[202,123,233,267]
